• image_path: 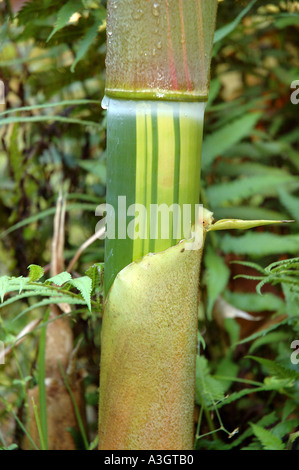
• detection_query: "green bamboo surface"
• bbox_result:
[104,98,205,294]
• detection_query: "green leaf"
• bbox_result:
[213,206,288,223]
[213,161,293,179]
[268,256,299,273]
[47,272,72,286]
[0,203,98,240]
[0,99,100,118]
[207,174,296,208]
[28,265,45,282]
[250,423,285,450]
[85,263,104,291]
[17,0,62,24]
[196,356,225,408]
[289,431,299,446]
[224,291,284,313]
[9,124,23,186]
[220,232,299,257]
[272,419,298,440]
[206,78,221,108]
[202,112,261,170]
[214,0,257,43]
[47,0,83,42]
[13,297,88,323]
[0,115,102,128]
[249,332,291,354]
[237,317,290,347]
[282,401,297,422]
[0,292,59,310]
[224,318,240,345]
[275,14,299,29]
[78,160,106,183]
[278,189,299,222]
[71,16,104,72]
[214,357,239,393]
[247,356,299,381]
[70,276,92,311]
[282,283,299,317]
[204,247,230,320]
[204,412,278,450]
[0,276,9,303]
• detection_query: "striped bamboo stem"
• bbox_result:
[104,98,205,293]
[103,0,218,293]
[99,0,219,450]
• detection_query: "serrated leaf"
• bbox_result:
[247,356,299,380]
[0,276,9,303]
[282,283,299,317]
[28,265,45,282]
[47,272,72,286]
[71,16,103,72]
[18,277,26,294]
[17,0,62,24]
[70,276,92,311]
[47,0,83,42]
[250,423,285,450]
[85,263,104,291]
[268,256,299,273]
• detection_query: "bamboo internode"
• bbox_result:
[105,0,218,101]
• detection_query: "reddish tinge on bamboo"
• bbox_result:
[105,0,218,101]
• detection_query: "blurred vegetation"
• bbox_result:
[0,0,298,450]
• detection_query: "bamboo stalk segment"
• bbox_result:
[104,98,205,293]
[105,0,218,101]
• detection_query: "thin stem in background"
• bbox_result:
[31,397,46,451]
[58,361,89,450]
[67,227,105,273]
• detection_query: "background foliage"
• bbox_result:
[0,0,298,450]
